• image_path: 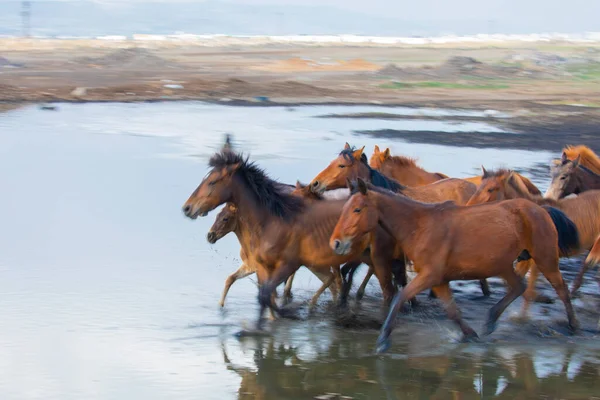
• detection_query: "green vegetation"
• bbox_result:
[565,64,600,81]
[379,81,510,90]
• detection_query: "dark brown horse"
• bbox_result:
[466,168,600,304]
[369,145,448,186]
[331,178,578,353]
[545,152,600,200]
[182,150,405,330]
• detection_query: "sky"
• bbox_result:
[1,0,599,35]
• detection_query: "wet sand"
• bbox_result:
[1,102,599,398]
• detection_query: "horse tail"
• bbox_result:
[542,205,580,256]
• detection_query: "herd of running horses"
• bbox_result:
[182,135,600,353]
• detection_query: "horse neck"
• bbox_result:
[230,174,274,233]
[578,166,600,189]
[372,191,425,246]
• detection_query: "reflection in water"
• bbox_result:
[222,336,600,400]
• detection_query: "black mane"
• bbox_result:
[208,151,304,219]
[340,147,404,192]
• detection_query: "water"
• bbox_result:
[0,102,598,400]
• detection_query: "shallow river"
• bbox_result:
[0,103,599,399]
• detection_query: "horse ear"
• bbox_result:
[357,178,368,195]
[225,162,241,175]
[346,178,356,191]
[481,165,489,178]
[223,134,233,151]
[227,203,237,212]
[353,146,365,160]
[382,148,391,160]
[295,180,302,189]
[344,142,351,150]
[505,171,516,186]
[572,155,581,168]
[561,151,568,163]
[373,145,381,154]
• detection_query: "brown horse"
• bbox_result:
[463,168,541,196]
[310,144,474,206]
[369,145,448,186]
[310,143,489,297]
[207,203,343,309]
[562,145,600,175]
[545,152,600,200]
[331,178,579,353]
[182,150,405,330]
[466,168,600,301]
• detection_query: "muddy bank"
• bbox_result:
[355,112,600,153]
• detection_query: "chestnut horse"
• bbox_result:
[466,168,600,301]
[331,178,579,353]
[545,152,600,200]
[208,203,345,309]
[310,143,490,297]
[463,169,541,196]
[310,143,475,206]
[369,145,448,186]
[183,150,406,330]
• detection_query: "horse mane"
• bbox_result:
[350,180,450,207]
[208,151,304,219]
[483,168,512,178]
[563,145,600,175]
[389,155,418,167]
[340,147,404,192]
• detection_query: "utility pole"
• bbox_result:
[21,1,31,37]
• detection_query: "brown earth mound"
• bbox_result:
[377,56,553,80]
[254,57,378,72]
[72,48,180,69]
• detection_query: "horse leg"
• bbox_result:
[329,267,342,301]
[519,264,539,320]
[339,261,361,308]
[431,283,478,341]
[356,268,374,301]
[536,261,579,331]
[282,272,296,306]
[258,263,302,322]
[376,271,437,354]
[370,253,396,307]
[219,263,255,307]
[309,273,336,310]
[570,257,597,297]
[485,269,526,335]
[479,279,491,297]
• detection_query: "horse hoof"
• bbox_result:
[461,331,480,343]
[234,329,271,338]
[356,292,365,301]
[569,319,580,333]
[375,338,391,354]
[278,308,301,320]
[484,320,497,336]
[534,294,554,304]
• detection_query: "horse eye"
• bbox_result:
[560,176,567,180]
[487,188,495,193]
[223,217,229,222]
[208,181,216,186]
[353,208,361,213]
[338,165,346,169]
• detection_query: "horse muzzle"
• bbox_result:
[331,238,352,255]
[206,231,217,244]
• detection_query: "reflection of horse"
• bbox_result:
[331,178,578,353]
[466,168,600,303]
[221,334,600,399]
[369,145,448,186]
[546,152,600,199]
